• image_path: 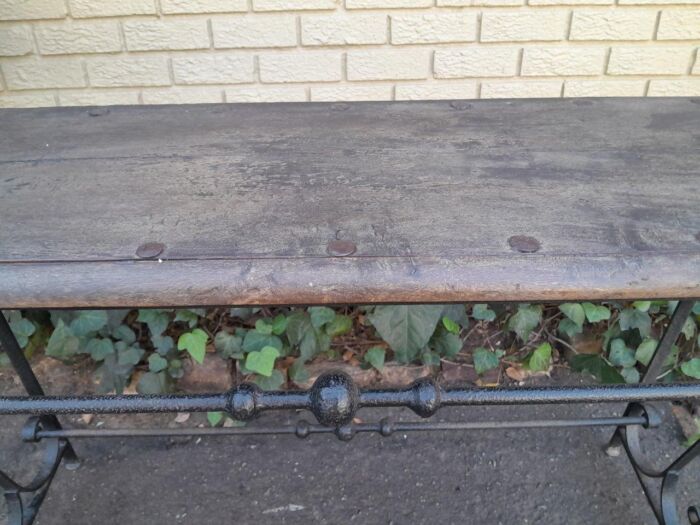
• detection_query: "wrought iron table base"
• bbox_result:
[1,302,698,525]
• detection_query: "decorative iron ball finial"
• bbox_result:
[309,371,359,427]
[226,383,261,420]
[408,378,441,418]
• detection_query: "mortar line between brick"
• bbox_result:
[207,19,214,49]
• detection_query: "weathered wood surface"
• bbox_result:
[0,98,699,308]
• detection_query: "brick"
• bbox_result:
[481,80,563,98]
[161,0,247,14]
[212,16,296,48]
[647,79,700,95]
[0,0,65,20]
[124,20,209,51]
[608,47,691,75]
[570,10,657,40]
[310,84,391,101]
[521,47,606,76]
[36,21,122,55]
[530,0,611,4]
[347,49,429,81]
[395,81,478,100]
[59,90,140,106]
[87,56,170,87]
[434,48,519,78]
[225,85,307,102]
[0,25,33,56]
[3,58,85,90]
[657,10,700,40]
[301,14,387,45]
[439,0,523,4]
[259,51,341,82]
[172,55,254,84]
[346,0,432,7]
[253,0,338,11]
[391,13,476,44]
[620,0,700,5]
[69,0,156,17]
[481,11,568,42]
[564,79,646,97]
[0,92,56,107]
[142,87,223,104]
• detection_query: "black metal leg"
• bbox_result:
[606,301,699,525]
[0,314,79,524]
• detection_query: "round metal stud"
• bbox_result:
[334,425,355,442]
[450,101,471,111]
[227,383,261,420]
[136,242,165,259]
[507,235,541,254]
[379,417,394,437]
[309,371,359,427]
[295,420,311,439]
[326,240,357,257]
[408,378,441,418]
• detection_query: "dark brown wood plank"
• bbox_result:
[1,98,699,307]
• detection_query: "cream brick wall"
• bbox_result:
[0,0,698,107]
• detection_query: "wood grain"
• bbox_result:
[0,98,699,307]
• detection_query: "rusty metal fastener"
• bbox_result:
[136,242,165,259]
[508,235,541,254]
[327,240,356,257]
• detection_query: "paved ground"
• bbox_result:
[1,376,699,524]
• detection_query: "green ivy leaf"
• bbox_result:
[634,338,658,367]
[94,354,133,394]
[582,303,611,323]
[632,301,651,312]
[117,345,144,366]
[242,330,283,354]
[70,310,108,337]
[442,316,460,335]
[528,342,552,373]
[441,305,469,327]
[309,307,336,329]
[85,338,115,361]
[148,353,168,373]
[207,411,223,427]
[558,318,583,339]
[570,354,625,384]
[325,315,352,337]
[692,302,700,315]
[252,369,285,390]
[364,346,386,371]
[46,319,81,360]
[289,359,309,383]
[214,331,243,359]
[137,371,169,394]
[421,350,441,367]
[286,311,330,361]
[177,328,208,364]
[559,303,585,327]
[621,367,640,384]
[112,324,136,345]
[609,339,636,368]
[245,346,280,377]
[368,305,443,363]
[681,358,700,379]
[681,318,696,341]
[271,314,288,336]
[507,305,542,342]
[168,358,184,379]
[9,316,35,348]
[473,347,500,375]
[137,309,171,337]
[472,304,496,322]
[619,308,651,338]
[151,335,174,356]
[174,309,203,328]
[430,326,462,358]
[254,319,274,335]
